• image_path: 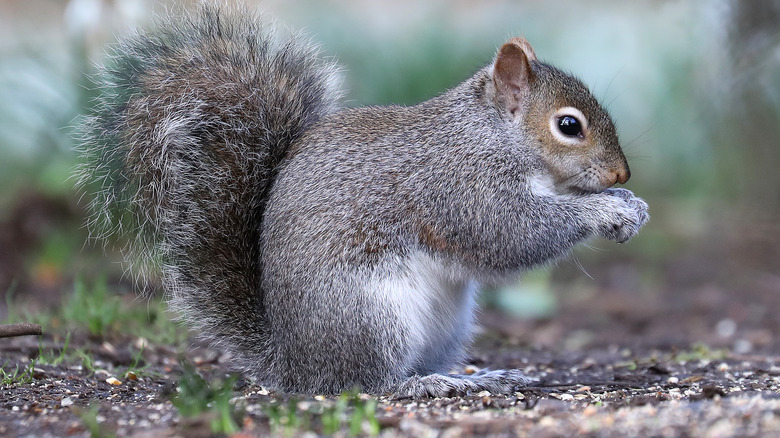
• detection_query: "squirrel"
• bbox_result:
[78,5,648,398]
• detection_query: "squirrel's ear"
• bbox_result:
[493,38,537,116]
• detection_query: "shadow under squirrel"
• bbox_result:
[78,5,649,398]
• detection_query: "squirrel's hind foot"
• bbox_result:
[392,369,531,399]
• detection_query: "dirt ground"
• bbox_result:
[3,277,780,436]
[2,302,780,438]
[1,202,780,437]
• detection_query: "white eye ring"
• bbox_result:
[549,106,588,146]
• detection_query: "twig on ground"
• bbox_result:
[0,323,43,338]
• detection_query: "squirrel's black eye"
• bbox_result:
[557,115,582,137]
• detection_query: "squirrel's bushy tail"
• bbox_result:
[78,5,341,374]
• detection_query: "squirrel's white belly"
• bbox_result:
[373,251,478,373]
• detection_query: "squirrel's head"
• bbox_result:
[492,38,630,194]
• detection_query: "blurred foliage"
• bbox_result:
[4,275,185,345]
[0,0,778,316]
[170,364,243,435]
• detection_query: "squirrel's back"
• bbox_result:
[78,5,341,383]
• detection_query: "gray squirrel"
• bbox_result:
[79,5,648,398]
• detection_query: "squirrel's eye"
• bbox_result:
[557,115,582,137]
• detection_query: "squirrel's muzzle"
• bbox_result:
[613,167,630,185]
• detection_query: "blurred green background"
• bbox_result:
[1,0,778,322]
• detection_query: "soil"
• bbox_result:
[3,267,780,437]
[1,198,780,437]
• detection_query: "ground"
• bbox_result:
[2,257,780,437]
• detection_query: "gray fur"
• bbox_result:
[78,5,648,397]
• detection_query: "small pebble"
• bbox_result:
[61,397,74,407]
[582,405,598,416]
[101,341,117,354]
[716,319,737,338]
[734,339,752,354]
[106,377,122,386]
[681,375,703,384]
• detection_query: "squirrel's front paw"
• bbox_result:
[598,188,649,243]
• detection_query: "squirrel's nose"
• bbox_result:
[613,168,630,185]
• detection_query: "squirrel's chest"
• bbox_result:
[373,251,478,371]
